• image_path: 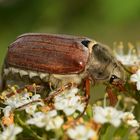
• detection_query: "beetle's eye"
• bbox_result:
[81,40,90,48]
[109,75,118,83]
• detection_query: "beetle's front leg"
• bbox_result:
[106,80,126,106]
[106,86,118,106]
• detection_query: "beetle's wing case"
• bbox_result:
[6,33,90,74]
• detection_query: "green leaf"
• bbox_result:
[100,124,117,140]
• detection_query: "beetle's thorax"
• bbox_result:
[85,42,125,83]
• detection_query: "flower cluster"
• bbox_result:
[93,106,139,128]
[113,42,140,66]
[1,86,44,118]
[130,69,140,90]
[122,112,139,127]
[0,124,22,140]
[67,124,97,140]
[27,110,64,130]
[0,85,97,140]
[54,87,85,116]
[93,106,123,127]
[0,55,140,139]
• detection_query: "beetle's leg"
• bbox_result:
[64,79,91,127]
[83,78,90,111]
[76,78,90,119]
[106,80,125,106]
[106,86,118,106]
[14,83,77,110]
[44,82,77,102]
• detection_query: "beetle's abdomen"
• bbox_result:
[6,33,90,74]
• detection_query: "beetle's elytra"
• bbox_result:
[7,33,90,74]
[2,33,124,90]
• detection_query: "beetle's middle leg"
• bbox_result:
[77,78,90,118]
[44,82,78,102]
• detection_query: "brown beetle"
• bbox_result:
[1,33,125,101]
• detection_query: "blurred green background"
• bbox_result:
[1,0,140,101]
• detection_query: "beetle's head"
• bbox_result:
[85,41,125,84]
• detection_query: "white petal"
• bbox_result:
[67,125,95,140]
[25,105,37,115]
[47,110,57,117]
[68,88,79,96]
[45,121,54,130]
[0,125,22,140]
[67,128,77,139]
[11,125,23,135]
[31,94,41,100]
[86,129,96,138]
[136,82,140,90]
[54,102,64,110]
[77,103,85,113]
[54,100,67,110]
[64,108,75,116]
[93,107,108,123]
[53,116,64,128]
[122,112,135,120]
[110,119,121,127]
[3,106,12,117]
[127,120,139,127]
[130,74,138,82]
[27,118,45,127]
[136,69,140,76]
[33,112,45,118]
[93,113,107,124]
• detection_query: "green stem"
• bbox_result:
[17,114,43,140]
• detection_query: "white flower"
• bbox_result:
[3,92,43,115]
[27,110,64,131]
[4,93,29,108]
[67,125,97,140]
[25,94,44,115]
[122,112,139,127]
[47,109,57,117]
[115,54,138,66]
[55,87,79,101]
[25,104,40,115]
[93,106,123,127]
[130,69,140,90]
[114,42,140,66]
[27,112,46,127]
[31,94,41,101]
[54,88,85,116]
[46,116,64,130]
[0,124,22,140]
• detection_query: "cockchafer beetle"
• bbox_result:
[1,33,125,104]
